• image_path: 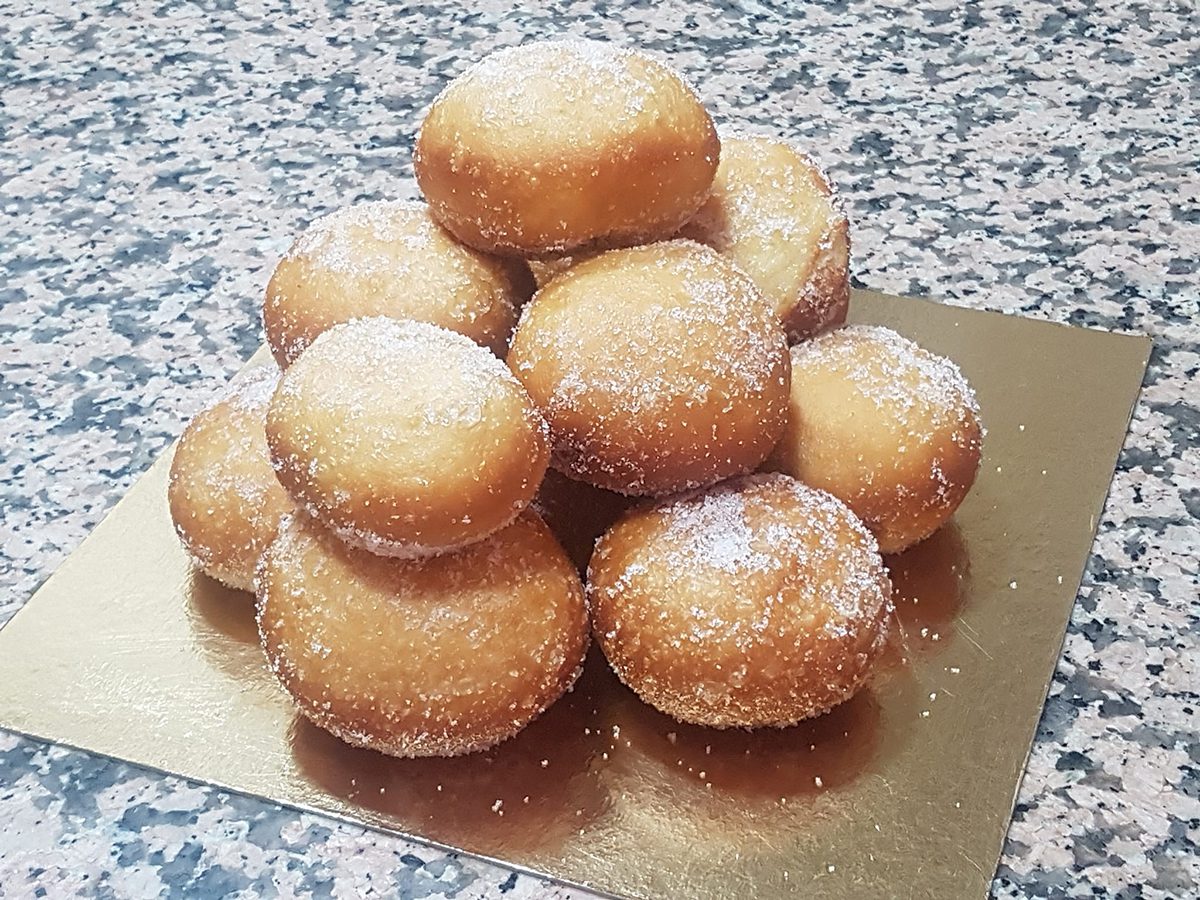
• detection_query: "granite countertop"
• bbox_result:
[1,1,1196,897]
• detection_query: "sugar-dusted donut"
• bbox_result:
[415,40,719,256]
[507,240,790,496]
[588,473,891,727]
[258,510,588,757]
[266,317,549,557]
[765,325,983,553]
[678,134,850,342]
[264,201,532,366]
[168,365,293,591]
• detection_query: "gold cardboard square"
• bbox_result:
[0,292,1151,899]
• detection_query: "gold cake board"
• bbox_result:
[0,291,1151,899]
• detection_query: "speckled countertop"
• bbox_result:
[1,1,1196,897]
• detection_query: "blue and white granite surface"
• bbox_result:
[1,1,1197,897]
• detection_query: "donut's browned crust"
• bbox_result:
[588,473,892,728]
[415,40,720,257]
[167,365,293,592]
[257,510,589,757]
[264,201,532,367]
[765,325,984,554]
[507,240,790,497]
[265,318,549,557]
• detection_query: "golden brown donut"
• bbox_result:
[258,510,589,757]
[168,365,293,591]
[507,240,790,496]
[678,134,850,342]
[589,473,891,728]
[415,39,720,257]
[264,201,532,366]
[265,317,549,557]
[765,325,983,554]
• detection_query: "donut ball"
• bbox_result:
[415,39,720,257]
[588,473,891,728]
[168,365,293,591]
[265,317,549,557]
[765,325,983,554]
[678,134,850,343]
[258,510,589,757]
[507,240,790,496]
[264,201,532,367]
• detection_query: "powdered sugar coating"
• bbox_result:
[266,317,549,558]
[795,324,980,422]
[446,40,670,131]
[694,131,848,249]
[221,362,280,413]
[656,486,776,576]
[167,362,293,591]
[285,201,429,273]
[414,40,720,256]
[678,133,851,342]
[263,200,530,365]
[508,240,790,496]
[257,510,589,758]
[588,473,892,728]
[768,325,984,554]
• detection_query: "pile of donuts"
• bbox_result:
[168,39,983,759]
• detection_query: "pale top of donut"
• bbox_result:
[514,240,780,418]
[437,39,699,144]
[592,473,887,642]
[793,325,981,430]
[679,132,846,312]
[287,201,434,276]
[222,362,279,413]
[275,316,531,439]
[278,200,519,320]
[265,200,528,365]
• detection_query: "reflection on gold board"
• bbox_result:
[0,292,1151,900]
[882,523,970,664]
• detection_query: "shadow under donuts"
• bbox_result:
[532,468,637,575]
[185,569,258,644]
[183,569,273,687]
[881,522,971,666]
[600,676,882,801]
[289,650,615,856]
